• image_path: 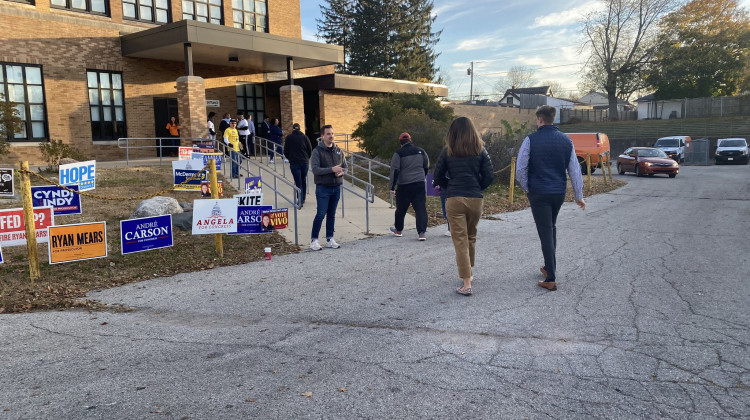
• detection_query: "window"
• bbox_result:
[123,0,170,23]
[87,70,127,141]
[231,0,267,32]
[51,0,108,15]
[182,0,222,24]
[236,83,264,129]
[0,63,48,142]
[506,97,513,104]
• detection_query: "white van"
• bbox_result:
[653,136,691,162]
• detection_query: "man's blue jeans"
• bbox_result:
[289,162,309,205]
[230,150,240,178]
[311,185,340,241]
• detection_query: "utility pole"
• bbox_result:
[467,61,474,102]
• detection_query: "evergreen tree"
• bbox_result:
[318,0,441,82]
[316,0,355,73]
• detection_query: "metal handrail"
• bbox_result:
[214,139,302,246]
[116,137,209,166]
[339,149,394,208]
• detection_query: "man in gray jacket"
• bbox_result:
[389,132,429,241]
[309,124,347,251]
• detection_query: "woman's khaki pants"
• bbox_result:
[446,197,484,279]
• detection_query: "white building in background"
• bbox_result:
[634,94,683,120]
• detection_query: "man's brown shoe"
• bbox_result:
[540,266,548,279]
[538,281,557,291]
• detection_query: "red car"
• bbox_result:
[617,147,679,178]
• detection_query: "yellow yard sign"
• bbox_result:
[48,222,107,264]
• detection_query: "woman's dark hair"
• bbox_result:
[446,117,483,157]
[208,112,216,119]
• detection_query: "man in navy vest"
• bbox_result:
[515,105,586,291]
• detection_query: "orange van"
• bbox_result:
[566,133,611,174]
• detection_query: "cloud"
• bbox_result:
[454,35,505,52]
[301,25,317,42]
[529,1,601,28]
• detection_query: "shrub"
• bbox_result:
[353,89,454,162]
[484,119,533,183]
[38,139,88,172]
[0,95,25,157]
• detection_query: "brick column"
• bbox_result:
[176,76,207,143]
[280,85,304,136]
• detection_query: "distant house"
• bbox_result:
[634,93,683,120]
[579,91,633,111]
[499,86,553,107]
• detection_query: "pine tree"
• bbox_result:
[392,0,441,81]
[316,0,355,73]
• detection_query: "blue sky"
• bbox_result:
[300,0,750,101]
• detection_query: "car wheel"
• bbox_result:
[580,162,588,175]
[669,173,677,178]
[617,163,625,175]
[635,165,642,177]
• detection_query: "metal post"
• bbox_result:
[365,186,370,234]
[184,43,194,76]
[209,159,223,258]
[586,154,592,191]
[20,161,40,281]
[340,185,345,217]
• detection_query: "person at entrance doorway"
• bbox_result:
[309,124,347,251]
[515,105,585,292]
[223,119,241,178]
[268,117,284,164]
[165,116,180,157]
[246,113,256,157]
[207,112,216,141]
[237,112,250,156]
[283,122,313,208]
[388,132,429,241]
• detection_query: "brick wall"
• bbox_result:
[319,90,370,138]
[267,0,300,39]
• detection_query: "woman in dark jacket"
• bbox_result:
[433,117,494,296]
[268,118,284,163]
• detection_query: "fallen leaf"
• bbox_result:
[100,322,108,325]
[245,398,256,403]
[301,392,313,398]
[338,388,347,393]
[272,370,278,374]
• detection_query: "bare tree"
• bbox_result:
[582,0,676,120]
[506,66,537,89]
[541,80,565,97]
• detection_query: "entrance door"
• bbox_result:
[153,98,178,157]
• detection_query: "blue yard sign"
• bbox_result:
[244,176,262,194]
[232,205,272,234]
[120,214,173,255]
[0,244,3,264]
[31,185,82,215]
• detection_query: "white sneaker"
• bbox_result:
[326,238,340,249]
[444,230,451,237]
[268,159,275,164]
[283,158,289,163]
[310,239,322,251]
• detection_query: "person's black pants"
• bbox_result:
[528,193,565,282]
[394,181,428,234]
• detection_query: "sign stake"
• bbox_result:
[209,159,223,258]
[19,161,40,281]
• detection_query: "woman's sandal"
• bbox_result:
[456,287,472,296]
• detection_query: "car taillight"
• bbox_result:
[596,134,601,148]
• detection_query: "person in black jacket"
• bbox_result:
[389,132,429,240]
[433,117,494,296]
[283,123,313,207]
[309,124,347,251]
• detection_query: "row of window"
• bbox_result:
[1,62,267,143]
[12,0,268,29]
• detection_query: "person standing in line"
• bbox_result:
[516,105,585,292]
[258,115,271,156]
[165,115,180,157]
[218,113,231,136]
[222,118,241,178]
[433,117,494,296]
[237,112,250,156]
[388,132,429,241]
[246,113,256,156]
[207,112,216,141]
[283,122,313,208]
[309,124,347,251]
[268,117,284,164]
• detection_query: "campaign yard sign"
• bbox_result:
[48,222,107,264]
[0,168,13,197]
[264,208,289,229]
[233,205,273,234]
[178,147,194,160]
[192,199,237,235]
[0,244,3,264]
[59,160,96,191]
[31,185,81,215]
[120,215,173,255]
[173,159,207,191]
[191,152,223,170]
[0,206,54,246]
[234,193,263,207]
[200,180,223,197]
[244,176,262,194]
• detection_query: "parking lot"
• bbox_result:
[1,163,748,419]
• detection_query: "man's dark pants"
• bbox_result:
[290,162,308,205]
[528,193,565,282]
[311,185,340,240]
[394,181,428,234]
